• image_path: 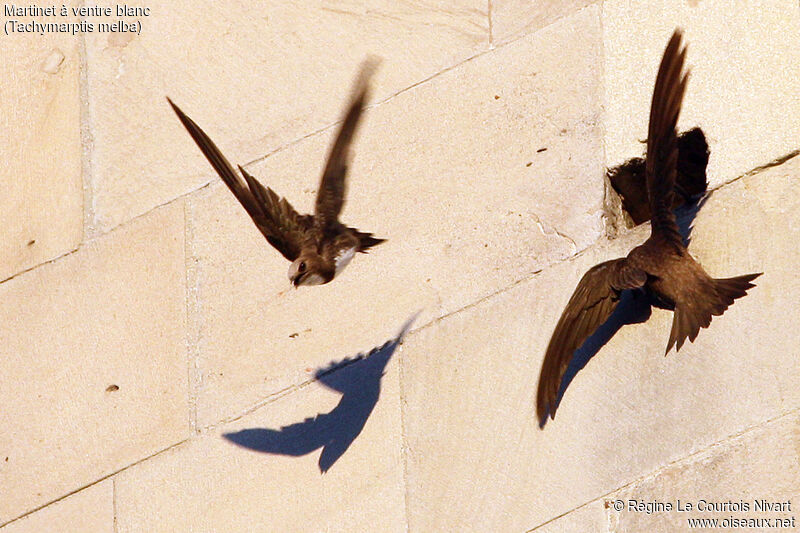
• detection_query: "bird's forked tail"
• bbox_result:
[666,272,762,354]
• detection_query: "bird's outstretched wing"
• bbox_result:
[646,29,689,247]
[314,60,378,230]
[168,99,312,261]
[536,259,646,423]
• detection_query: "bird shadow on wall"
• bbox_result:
[223,313,418,473]
[541,133,709,428]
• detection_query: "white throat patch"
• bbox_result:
[334,247,357,275]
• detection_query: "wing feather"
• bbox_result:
[168,98,312,261]
[314,60,378,229]
[237,165,314,260]
[536,258,646,423]
[646,30,689,247]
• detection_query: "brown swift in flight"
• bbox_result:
[168,61,384,287]
[536,30,761,424]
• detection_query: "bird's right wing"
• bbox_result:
[168,99,312,261]
[536,258,646,424]
[646,29,689,247]
[314,60,378,230]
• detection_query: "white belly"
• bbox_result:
[334,247,357,275]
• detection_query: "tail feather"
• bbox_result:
[679,311,690,349]
[713,273,761,310]
[666,272,762,354]
[686,305,701,342]
[350,228,385,252]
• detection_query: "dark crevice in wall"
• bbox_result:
[605,127,710,233]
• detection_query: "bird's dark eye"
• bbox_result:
[299,261,306,272]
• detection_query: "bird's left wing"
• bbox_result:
[536,258,646,424]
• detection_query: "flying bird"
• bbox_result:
[536,30,761,425]
[168,61,384,287]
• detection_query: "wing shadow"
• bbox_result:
[223,314,417,473]
[540,189,708,427]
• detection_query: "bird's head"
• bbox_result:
[288,252,327,287]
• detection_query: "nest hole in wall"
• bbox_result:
[604,127,710,234]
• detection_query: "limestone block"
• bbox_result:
[188,5,605,426]
[602,0,800,188]
[491,0,598,44]
[608,412,800,532]
[0,203,189,523]
[115,337,405,532]
[686,157,800,410]
[400,158,799,530]
[0,9,82,281]
[85,0,488,231]
[529,500,607,533]
[0,481,113,533]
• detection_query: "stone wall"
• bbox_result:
[1,1,798,531]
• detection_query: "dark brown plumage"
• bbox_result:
[536,30,762,425]
[168,61,384,287]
